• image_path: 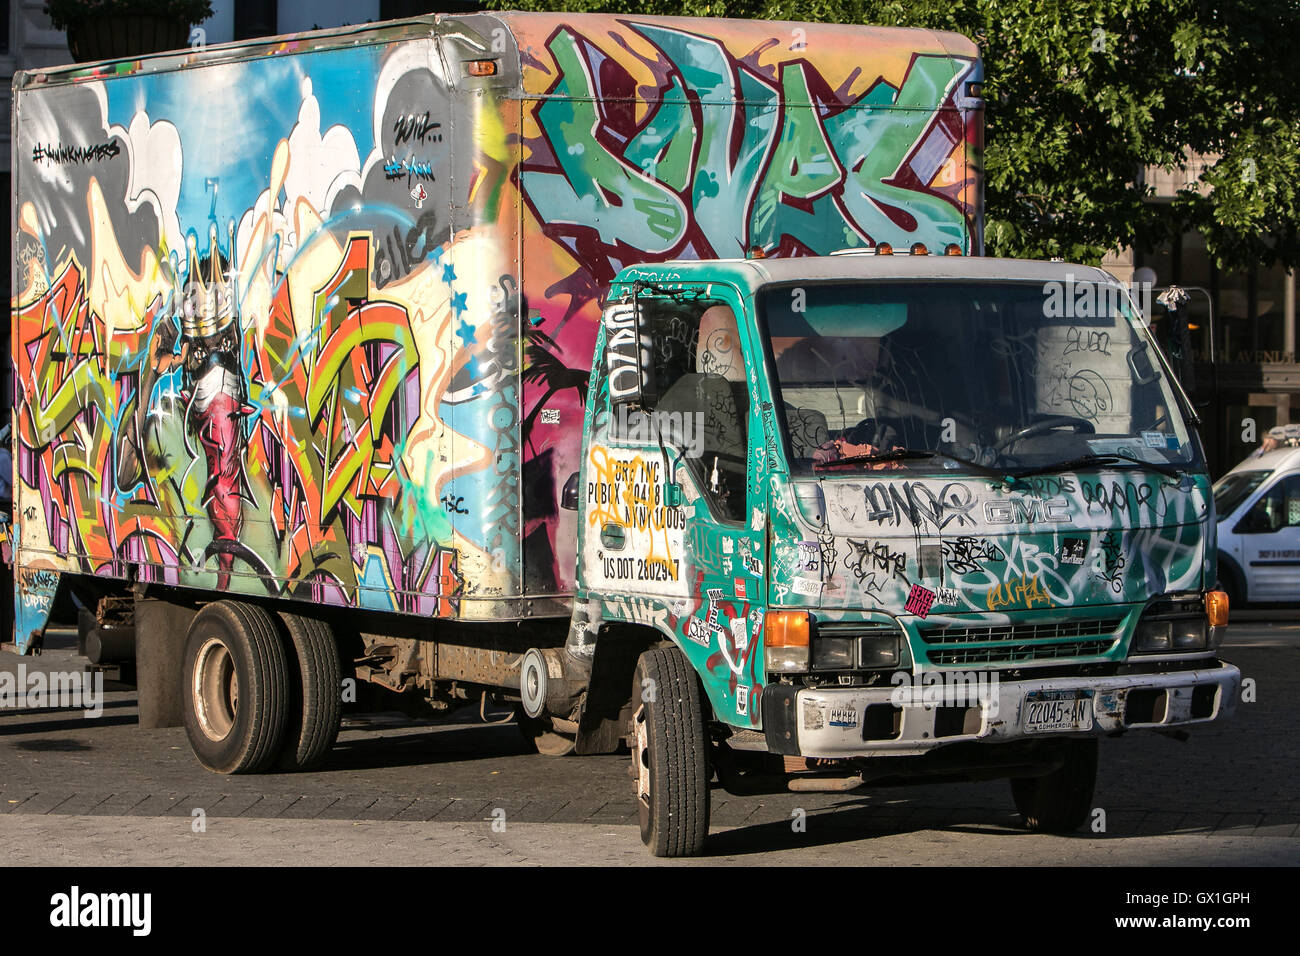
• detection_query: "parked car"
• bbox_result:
[1214,445,1300,605]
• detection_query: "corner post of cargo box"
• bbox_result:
[432,13,529,615]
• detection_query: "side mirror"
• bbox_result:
[603,298,657,409]
[561,471,580,511]
[1127,341,1159,386]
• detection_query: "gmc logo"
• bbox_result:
[984,497,1071,524]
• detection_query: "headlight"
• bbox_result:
[1134,620,1172,652]
[809,628,901,670]
[1171,620,1208,650]
[1134,590,1229,655]
[859,633,901,668]
[812,637,855,670]
[1134,618,1207,653]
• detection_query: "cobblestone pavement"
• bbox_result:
[1,623,1295,865]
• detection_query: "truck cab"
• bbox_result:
[572,251,1241,855]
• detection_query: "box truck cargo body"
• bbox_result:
[9,13,982,644]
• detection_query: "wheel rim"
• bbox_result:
[193,636,238,741]
[633,702,651,831]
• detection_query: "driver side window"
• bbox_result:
[639,298,750,524]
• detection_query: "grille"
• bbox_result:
[917,618,1123,666]
[919,618,1123,645]
[926,639,1117,667]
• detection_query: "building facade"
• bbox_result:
[1107,162,1298,477]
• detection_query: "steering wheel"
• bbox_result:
[993,415,1096,451]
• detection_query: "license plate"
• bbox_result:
[1023,690,1094,733]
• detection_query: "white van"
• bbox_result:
[1214,446,1300,604]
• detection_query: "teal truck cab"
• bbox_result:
[570,250,1240,855]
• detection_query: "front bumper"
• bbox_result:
[762,661,1241,758]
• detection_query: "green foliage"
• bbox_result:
[488,0,1300,271]
[44,0,215,33]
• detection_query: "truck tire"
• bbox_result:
[275,612,342,771]
[630,647,710,857]
[1011,738,1098,833]
[182,601,290,774]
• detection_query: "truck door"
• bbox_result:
[1235,471,1300,601]
[585,287,767,725]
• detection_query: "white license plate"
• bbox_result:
[1023,690,1094,733]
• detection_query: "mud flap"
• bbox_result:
[13,567,60,654]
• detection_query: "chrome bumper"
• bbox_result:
[768,662,1241,758]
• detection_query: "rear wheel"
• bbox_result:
[275,613,342,771]
[630,647,710,857]
[1011,738,1098,833]
[183,601,290,774]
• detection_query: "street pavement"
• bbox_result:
[1,623,1296,865]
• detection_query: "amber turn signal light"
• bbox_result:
[1206,590,1229,627]
[765,610,812,674]
[765,610,810,647]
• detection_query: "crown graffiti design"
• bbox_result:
[179,225,237,340]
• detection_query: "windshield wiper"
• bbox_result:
[1007,453,1185,481]
[814,448,1006,478]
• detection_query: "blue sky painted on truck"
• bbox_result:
[103,47,378,244]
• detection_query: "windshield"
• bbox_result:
[759,279,1201,476]
[1212,470,1269,519]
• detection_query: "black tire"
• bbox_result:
[275,612,342,771]
[182,601,290,774]
[630,647,710,857]
[1011,738,1099,833]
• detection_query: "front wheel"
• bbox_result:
[630,647,711,857]
[1010,738,1098,833]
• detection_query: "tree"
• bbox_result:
[487,0,1300,271]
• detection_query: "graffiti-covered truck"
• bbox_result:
[593,252,1240,852]
[6,11,1236,856]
